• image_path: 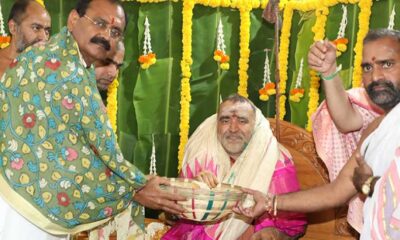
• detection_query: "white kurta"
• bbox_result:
[360,103,400,239]
[0,195,68,240]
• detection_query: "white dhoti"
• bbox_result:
[0,196,68,240]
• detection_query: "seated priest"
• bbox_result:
[162,94,307,240]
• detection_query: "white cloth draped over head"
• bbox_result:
[181,108,279,239]
[360,103,400,239]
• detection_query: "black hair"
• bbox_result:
[8,0,35,24]
[75,0,128,31]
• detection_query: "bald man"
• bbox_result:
[0,0,51,77]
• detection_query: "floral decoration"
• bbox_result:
[259,49,276,101]
[138,17,157,69]
[214,19,230,70]
[107,76,119,135]
[289,58,305,103]
[0,2,10,49]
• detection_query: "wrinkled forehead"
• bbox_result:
[218,101,255,119]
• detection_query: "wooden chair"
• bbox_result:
[267,118,358,239]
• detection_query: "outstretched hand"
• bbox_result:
[352,152,373,192]
[133,176,186,215]
[308,39,337,75]
[233,188,271,219]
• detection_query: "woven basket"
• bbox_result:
[162,178,244,222]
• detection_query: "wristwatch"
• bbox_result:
[361,176,378,196]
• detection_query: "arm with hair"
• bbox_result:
[308,40,364,132]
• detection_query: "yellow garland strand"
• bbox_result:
[352,0,372,87]
[107,76,119,136]
[305,6,328,131]
[277,5,293,119]
[237,0,252,97]
[177,0,195,171]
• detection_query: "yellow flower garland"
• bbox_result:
[237,1,252,97]
[277,5,293,119]
[306,6,328,131]
[107,76,119,136]
[177,0,195,170]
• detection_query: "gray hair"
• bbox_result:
[220,93,256,113]
[364,28,400,44]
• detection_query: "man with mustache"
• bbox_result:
[0,0,51,77]
[308,28,390,232]
[236,29,400,239]
[163,94,306,240]
[0,0,184,239]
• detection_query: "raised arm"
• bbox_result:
[308,40,364,132]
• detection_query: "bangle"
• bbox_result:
[273,195,278,217]
[265,195,275,214]
[319,64,342,81]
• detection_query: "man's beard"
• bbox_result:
[16,34,40,53]
[366,80,400,111]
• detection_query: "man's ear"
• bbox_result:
[8,20,17,35]
[67,9,80,32]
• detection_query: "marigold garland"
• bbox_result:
[306,6,327,131]
[177,0,195,170]
[277,5,293,119]
[107,76,119,136]
[237,1,252,97]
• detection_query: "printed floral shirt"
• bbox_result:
[0,27,146,231]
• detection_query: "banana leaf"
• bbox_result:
[189,5,240,132]
[119,2,183,177]
[289,12,316,128]
[247,9,277,117]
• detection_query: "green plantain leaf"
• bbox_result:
[289,13,316,128]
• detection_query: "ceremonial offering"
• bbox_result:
[161,178,244,222]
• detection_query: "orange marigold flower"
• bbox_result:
[221,54,230,63]
[138,55,149,64]
[265,82,275,89]
[332,38,348,46]
[214,50,224,56]
[259,87,268,95]
[290,88,305,95]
